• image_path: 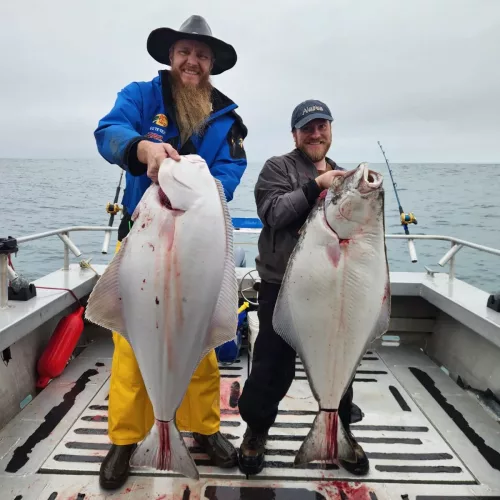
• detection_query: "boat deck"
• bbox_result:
[1,334,500,499]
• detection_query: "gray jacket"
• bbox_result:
[254,148,343,284]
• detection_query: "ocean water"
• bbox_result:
[1,158,499,294]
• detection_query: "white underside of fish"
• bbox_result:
[273,198,390,466]
[85,155,238,479]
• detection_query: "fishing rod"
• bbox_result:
[377,141,418,263]
[101,169,124,254]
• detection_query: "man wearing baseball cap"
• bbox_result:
[237,99,369,476]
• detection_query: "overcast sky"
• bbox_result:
[1,0,499,163]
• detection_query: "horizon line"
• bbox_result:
[0,157,499,165]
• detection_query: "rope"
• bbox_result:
[36,286,80,305]
[8,254,79,303]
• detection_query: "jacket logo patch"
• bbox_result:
[146,132,163,142]
[149,126,165,135]
[152,114,168,127]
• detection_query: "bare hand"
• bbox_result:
[315,170,345,190]
[137,141,181,183]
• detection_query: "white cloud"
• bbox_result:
[1,0,499,162]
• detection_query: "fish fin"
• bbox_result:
[272,276,301,354]
[84,239,129,342]
[200,179,239,359]
[294,411,357,466]
[372,279,391,342]
[130,419,199,479]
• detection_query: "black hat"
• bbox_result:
[147,15,237,75]
[291,99,334,130]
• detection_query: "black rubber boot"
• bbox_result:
[350,402,364,424]
[237,427,268,475]
[339,431,370,476]
[193,431,238,468]
[99,443,137,490]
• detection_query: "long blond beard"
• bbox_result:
[171,69,213,145]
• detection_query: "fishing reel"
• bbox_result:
[105,203,122,216]
[401,212,417,225]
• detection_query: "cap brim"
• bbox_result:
[294,113,333,130]
[147,27,237,75]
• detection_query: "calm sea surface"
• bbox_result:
[1,159,499,293]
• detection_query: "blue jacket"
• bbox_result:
[94,70,248,215]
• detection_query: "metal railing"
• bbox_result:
[1,224,500,309]
[0,226,118,308]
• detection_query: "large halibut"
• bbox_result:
[272,162,391,467]
[85,154,238,479]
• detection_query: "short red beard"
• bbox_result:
[297,138,332,163]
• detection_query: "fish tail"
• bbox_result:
[130,419,199,479]
[294,410,356,466]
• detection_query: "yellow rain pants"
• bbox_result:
[107,240,221,445]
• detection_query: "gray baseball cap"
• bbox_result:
[291,99,334,130]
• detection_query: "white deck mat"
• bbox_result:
[40,348,475,485]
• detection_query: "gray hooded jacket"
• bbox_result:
[254,148,344,284]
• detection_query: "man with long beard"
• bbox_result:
[94,15,247,490]
[237,100,369,477]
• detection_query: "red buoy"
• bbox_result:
[36,305,85,389]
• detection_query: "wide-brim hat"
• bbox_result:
[147,15,237,75]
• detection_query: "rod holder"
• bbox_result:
[408,239,418,263]
[58,233,82,257]
[439,243,463,267]
[58,233,81,271]
[101,230,112,255]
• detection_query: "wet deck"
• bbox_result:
[1,336,500,499]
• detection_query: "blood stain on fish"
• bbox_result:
[143,279,146,283]
[148,242,155,251]
[326,241,341,268]
[158,188,170,208]
[160,213,176,251]
[155,297,159,305]
[325,411,338,461]
[382,283,390,304]
[157,420,172,470]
